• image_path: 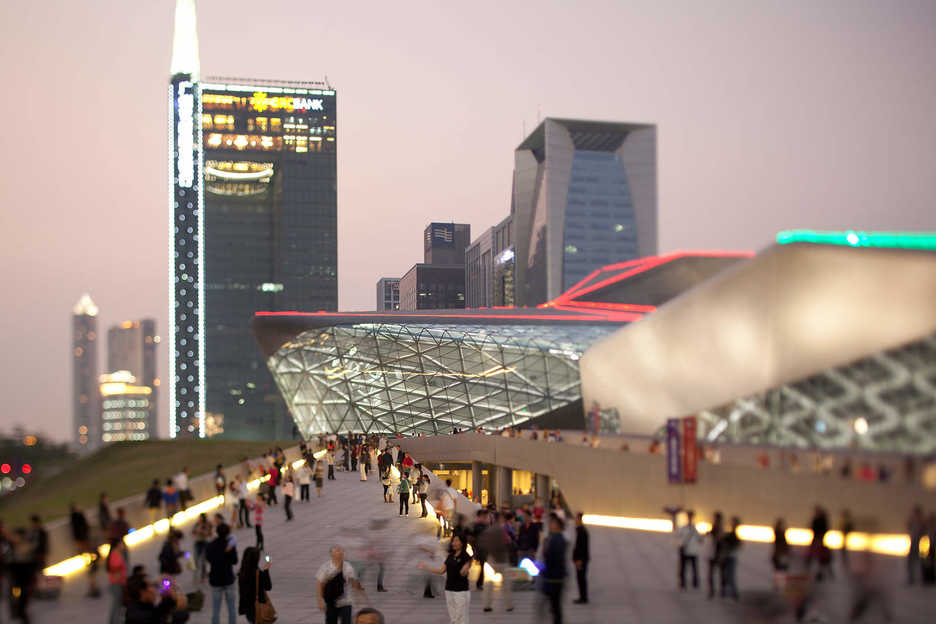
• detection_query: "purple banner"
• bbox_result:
[666,418,682,484]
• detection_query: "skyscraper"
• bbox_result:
[465,215,514,308]
[99,371,154,443]
[512,118,657,306]
[107,320,159,437]
[72,294,99,451]
[398,223,470,311]
[169,0,337,439]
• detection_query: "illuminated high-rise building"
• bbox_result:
[72,294,99,451]
[108,319,159,438]
[169,0,337,439]
[99,371,154,443]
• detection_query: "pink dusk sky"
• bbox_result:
[1,0,934,440]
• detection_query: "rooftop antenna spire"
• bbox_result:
[170,0,200,80]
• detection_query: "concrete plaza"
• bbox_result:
[32,467,933,623]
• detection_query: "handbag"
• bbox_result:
[255,570,277,623]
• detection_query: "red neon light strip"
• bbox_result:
[254,310,627,322]
[546,257,653,306]
[549,304,644,322]
[556,300,657,313]
[554,250,754,305]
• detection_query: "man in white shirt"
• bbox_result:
[174,468,190,510]
[674,509,701,589]
[297,463,312,502]
[438,479,457,538]
[317,545,365,624]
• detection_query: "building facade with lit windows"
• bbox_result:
[252,252,747,437]
[108,319,159,438]
[99,372,154,443]
[72,294,99,451]
[512,118,657,307]
[169,0,336,440]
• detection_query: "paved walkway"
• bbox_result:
[32,467,935,623]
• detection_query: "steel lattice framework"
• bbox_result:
[698,334,936,453]
[266,323,615,436]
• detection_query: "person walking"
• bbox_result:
[236,475,252,529]
[105,536,127,624]
[706,511,724,599]
[327,450,336,480]
[380,469,391,504]
[144,479,163,525]
[69,503,100,597]
[418,474,430,518]
[720,516,742,600]
[807,506,831,581]
[238,547,272,624]
[214,464,227,497]
[398,472,411,517]
[314,459,326,498]
[481,513,514,613]
[839,508,855,572]
[283,475,295,521]
[418,534,472,624]
[359,446,368,481]
[175,468,191,511]
[192,513,213,585]
[298,462,312,502]
[573,512,591,603]
[317,545,366,624]
[675,510,700,590]
[253,496,266,550]
[539,514,568,624]
[99,492,112,534]
[163,479,180,523]
[206,523,238,624]
[771,517,791,589]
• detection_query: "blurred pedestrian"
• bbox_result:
[214,464,227,496]
[283,474,295,521]
[314,459,326,497]
[706,511,724,599]
[175,467,191,511]
[573,512,590,603]
[907,505,925,585]
[807,506,832,581]
[145,479,163,525]
[253,496,266,550]
[840,509,855,571]
[398,472,411,517]
[69,503,100,597]
[771,518,790,587]
[675,510,700,591]
[192,513,213,585]
[327,449,336,480]
[236,475,251,529]
[539,514,568,624]
[158,530,184,580]
[105,536,127,624]
[163,479,180,522]
[298,461,312,502]
[481,512,514,613]
[238,547,273,624]
[99,492,112,533]
[720,517,742,600]
[317,545,366,624]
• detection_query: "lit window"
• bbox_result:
[270,118,282,133]
[256,117,268,132]
[202,114,213,129]
[207,134,222,147]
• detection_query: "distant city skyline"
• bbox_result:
[2,0,934,440]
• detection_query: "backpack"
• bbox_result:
[399,479,409,494]
[322,571,345,605]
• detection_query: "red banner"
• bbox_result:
[681,416,698,483]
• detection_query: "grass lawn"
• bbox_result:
[0,439,294,528]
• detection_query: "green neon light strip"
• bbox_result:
[777,230,936,250]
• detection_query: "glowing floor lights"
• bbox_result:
[582,514,912,557]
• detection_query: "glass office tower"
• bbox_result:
[168,0,336,439]
[512,118,657,306]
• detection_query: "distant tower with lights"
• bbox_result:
[72,294,99,451]
[168,0,337,440]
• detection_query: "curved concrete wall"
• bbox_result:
[401,434,934,533]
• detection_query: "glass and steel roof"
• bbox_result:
[266,323,617,436]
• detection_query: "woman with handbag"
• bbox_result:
[238,547,275,623]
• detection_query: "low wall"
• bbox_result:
[42,445,303,568]
[401,434,935,533]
